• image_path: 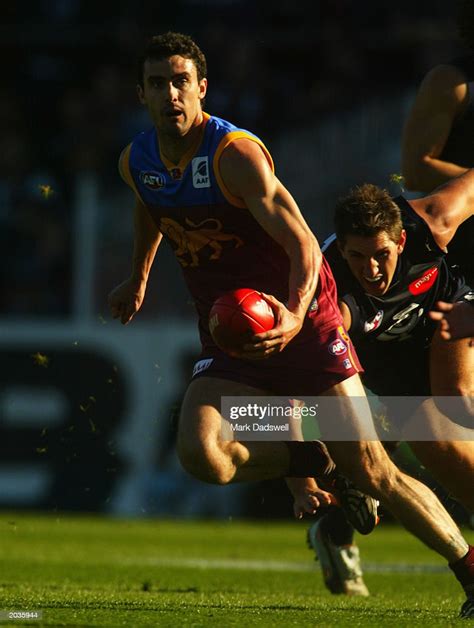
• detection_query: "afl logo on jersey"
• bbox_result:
[139,171,166,190]
[192,157,211,188]
[408,266,438,296]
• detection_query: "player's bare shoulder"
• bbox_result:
[220,137,269,171]
[420,64,469,111]
[118,143,132,184]
[219,138,273,197]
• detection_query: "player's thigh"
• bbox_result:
[409,438,474,472]
[403,398,474,441]
[318,373,380,442]
[177,376,268,452]
[430,326,474,426]
[317,374,390,483]
[430,326,474,395]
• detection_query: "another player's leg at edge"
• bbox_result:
[290,375,474,617]
[288,455,379,597]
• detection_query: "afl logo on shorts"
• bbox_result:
[408,266,438,296]
[139,171,166,190]
[328,339,347,356]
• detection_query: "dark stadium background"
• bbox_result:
[0,1,468,524]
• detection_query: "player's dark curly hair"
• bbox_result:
[334,184,403,245]
[456,0,474,51]
[137,32,207,87]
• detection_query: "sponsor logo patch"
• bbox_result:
[192,157,211,188]
[192,358,214,378]
[342,358,352,370]
[408,266,438,296]
[364,310,384,333]
[139,170,166,189]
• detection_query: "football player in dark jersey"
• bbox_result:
[301,179,474,607]
[108,32,474,617]
[401,0,474,284]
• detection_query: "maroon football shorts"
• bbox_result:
[191,321,363,396]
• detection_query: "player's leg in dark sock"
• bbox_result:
[321,506,355,546]
[450,545,474,597]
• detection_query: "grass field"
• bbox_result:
[0,513,473,627]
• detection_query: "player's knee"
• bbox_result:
[339,443,399,498]
[177,441,233,485]
[433,389,474,429]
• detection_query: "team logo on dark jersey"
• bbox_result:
[408,266,438,296]
[192,157,210,188]
[364,310,384,333]
[378,303,423,341]
[139,171,166,190]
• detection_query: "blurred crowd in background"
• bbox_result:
[1,0,462,319]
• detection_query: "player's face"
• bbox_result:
[137,56,207,138]
[339,230,406,296]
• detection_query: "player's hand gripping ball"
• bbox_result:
[209,288,275,356]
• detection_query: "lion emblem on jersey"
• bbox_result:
[160,217,244,267]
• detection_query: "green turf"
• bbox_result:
[0,513,472,626]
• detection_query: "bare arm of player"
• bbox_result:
[429,301,474,341]
[218,138,322,359]
[401,65,469,192]
[410,167,474,250]
[338,300,352,332]
[108,198,163,324]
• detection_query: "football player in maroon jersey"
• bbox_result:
[108,32,474,616]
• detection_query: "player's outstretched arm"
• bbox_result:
[429,300,474,340]
[218,138,321,358]
[108,198,162,324]
[401,64,469,193]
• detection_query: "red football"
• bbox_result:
[209,288,275,356]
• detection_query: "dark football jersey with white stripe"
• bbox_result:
[323,196,470,395]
